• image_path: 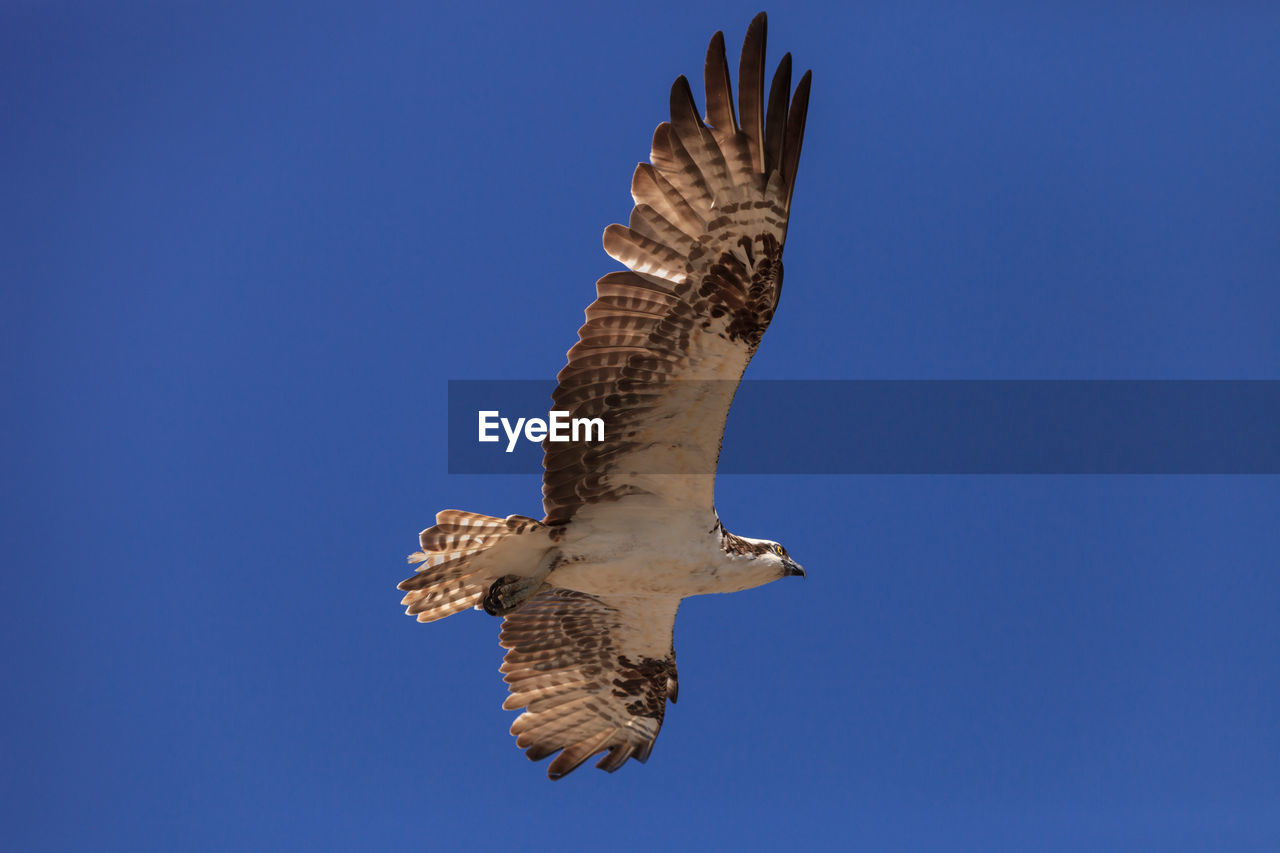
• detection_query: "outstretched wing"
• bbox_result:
[500,588,681,779]
[542,12,811,524]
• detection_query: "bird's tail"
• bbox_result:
[398,510,551,623]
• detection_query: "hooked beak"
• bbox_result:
[783,558,806,578]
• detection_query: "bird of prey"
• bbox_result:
[399,12,810,779]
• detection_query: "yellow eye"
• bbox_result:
[773,544,788,558]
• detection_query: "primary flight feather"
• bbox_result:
[399,12,810,779]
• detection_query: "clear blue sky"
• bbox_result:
[4,1,1278,850]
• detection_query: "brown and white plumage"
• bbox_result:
[398,511,545,623]
[399,12,810,779]
[543,12,810,523]
[500,590,680,778]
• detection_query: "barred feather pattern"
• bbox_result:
[501,588,681,779]
[397,510,544,623]
[542,11,811,524]
[399,13,812,781]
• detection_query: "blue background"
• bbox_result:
[4,1,1278,850]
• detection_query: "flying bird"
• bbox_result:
[399,12,811,779]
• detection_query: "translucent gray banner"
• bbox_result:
[447,380,1279,474]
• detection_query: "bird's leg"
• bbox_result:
[482,548,559,616]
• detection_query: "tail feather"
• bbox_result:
[398,511,545,623]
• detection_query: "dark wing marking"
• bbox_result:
[500,588,681,779]
[542,12,811,524]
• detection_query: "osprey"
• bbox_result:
[400,13,810,779]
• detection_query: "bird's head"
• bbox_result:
[725,534,805,579]
[718,531,806,590]
[766,540,806,579]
